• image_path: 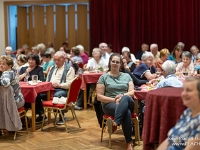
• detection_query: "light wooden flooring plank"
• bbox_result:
[0,109,143,150]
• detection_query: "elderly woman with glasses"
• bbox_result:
[176,51,194,74]
[86,48,106,70]
[157,77,200,150]
[133,52,157,81]
[97,53,135,150]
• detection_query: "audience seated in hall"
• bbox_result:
[121,47,136,63]
[177,41,185,51]
[133,52,157,81]
[18,54,45,123]
[136,43,149,60]
[42,52,54,76]
[31,46,40,56]
[74,48,107,110]
[154,48,170,72]
[190,45,200,64]
[122,51,136,73]
[168,45,183,64]
[76,45,89,64]
[16,54,29,73]
[156,60,183,88]
[99,42,110,65]
[107,44,113,56]
[70,47,83,64]
[176,51,194,74]
[46,47,55,59]
[150,43,160,63]
[22,44,31,57]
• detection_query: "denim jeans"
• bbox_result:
[54,88,68,119]
[54,88,68,98]
[102,95,134,143]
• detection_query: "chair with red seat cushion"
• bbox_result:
[14,107,28,140]
[77,62,84,69]
[41,77,82,132]
[100,100,140,148]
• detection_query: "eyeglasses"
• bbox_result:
[111,60,120,64]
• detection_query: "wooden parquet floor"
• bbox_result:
[0,108,143,150]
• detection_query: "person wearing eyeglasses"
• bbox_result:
[96,53,135,150]
[133,52,157,81]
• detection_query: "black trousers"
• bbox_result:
[93,96,104,128]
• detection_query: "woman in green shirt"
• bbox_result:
[97,53,135,150]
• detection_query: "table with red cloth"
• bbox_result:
[79,72,104,109]
[142,87,186,150]
[20,82,54,132]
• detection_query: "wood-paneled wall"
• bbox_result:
[16,3,89,52]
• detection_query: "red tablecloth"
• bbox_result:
[134,90,148,100]
[142,87,187,150]
[134,84,151,100]
[20,82,54,103]
[79,73,103,90]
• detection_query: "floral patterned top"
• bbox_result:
[0,70,24,103]
[167,108,200,150]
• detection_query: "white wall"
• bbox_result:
[0,0,88,55]
[0,1,6,55]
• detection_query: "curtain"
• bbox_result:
[90,0,200,55]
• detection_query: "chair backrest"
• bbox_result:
[77,62,84,69]
[66,77,82,105]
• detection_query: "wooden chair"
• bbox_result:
[100,99,140,148]
[14,107,28,140]
[41,77,82,132]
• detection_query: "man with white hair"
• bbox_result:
[99,42,110,65]
[156,60,182,88]
[45,51,75,124]
[76,45,88,64]
[121,47,136,63]
[150,44,160,63]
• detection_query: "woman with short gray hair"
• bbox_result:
[176,51,194,73]
[156,60,183,88]
[133,52,157,80]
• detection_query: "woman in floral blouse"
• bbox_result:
[157,77,200,150]
[0,55,24,109]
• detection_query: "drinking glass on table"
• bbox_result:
[32,75,38,83]
[88,66,94,72]
[24,72,30,84]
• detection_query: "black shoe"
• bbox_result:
[57,117,67,125]
[36,115,47,123]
